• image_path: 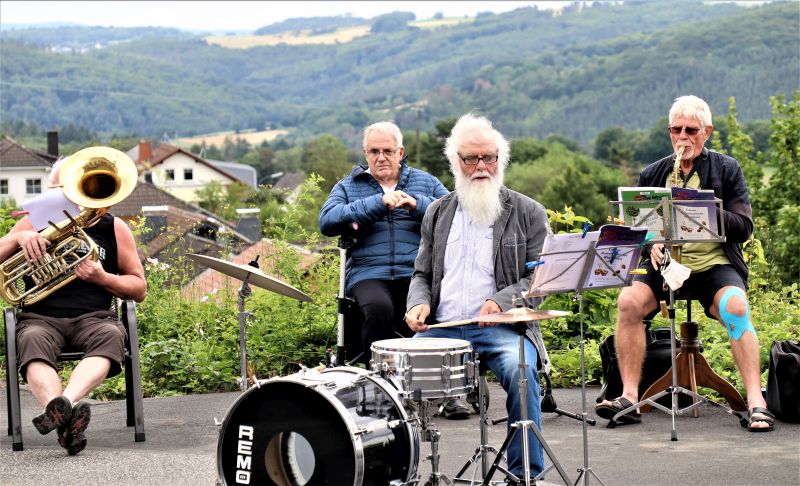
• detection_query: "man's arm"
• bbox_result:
[73,218,146,302]
[491,202,549,310]
[406,202,438,331]
[319,182,387,236]
[0,217,47,262]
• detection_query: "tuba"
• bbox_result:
[0,146,138,306]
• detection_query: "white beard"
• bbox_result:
[454,166,504,226]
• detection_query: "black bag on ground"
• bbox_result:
[766,340,800,423]
[597,327,689,407]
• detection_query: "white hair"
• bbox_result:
[669,95,712,127]
[362,121,403,150]
[49,157,68,186]
[444,113,510,177]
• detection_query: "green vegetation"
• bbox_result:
[2,93,797,402]
[1,1,796,146]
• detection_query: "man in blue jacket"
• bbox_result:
[595,95,774,432]
[319,121,452,405]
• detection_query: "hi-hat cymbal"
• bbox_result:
[186,253,311,302]
[479,307,570,323]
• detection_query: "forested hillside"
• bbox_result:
[1,0,797,145]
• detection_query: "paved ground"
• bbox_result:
[2,380,798,486]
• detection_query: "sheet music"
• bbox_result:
[527,225,647,296]
[22,189,80,231]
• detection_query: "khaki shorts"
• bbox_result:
[16,310,127,380]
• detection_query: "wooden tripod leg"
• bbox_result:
[693,352,747,411]
[640,351,689,413]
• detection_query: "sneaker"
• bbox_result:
[57,402,91,455]
[441,397,470,420]
[32,396,72,435]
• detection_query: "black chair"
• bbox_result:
[4,299,145,451]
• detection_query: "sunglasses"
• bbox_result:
[668,126,702,136]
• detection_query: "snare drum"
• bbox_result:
[216,366,419,486]
[371,338,475,400]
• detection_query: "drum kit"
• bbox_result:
[190,253,574,486]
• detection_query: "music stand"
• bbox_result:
[609,196,728,441]
[527,224,648,486]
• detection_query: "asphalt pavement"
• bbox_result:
[2,379,798,486]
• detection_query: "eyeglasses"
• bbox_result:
[366,148,399,158]
[669,126,702,136]
[459,154,499,165]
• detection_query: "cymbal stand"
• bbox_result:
[483,322,572,486]
[237,276,253,391]
[454,355,501,484]
[573,291,606,486]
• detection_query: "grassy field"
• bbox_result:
[205,25,370,48]
[175,128,289,148]
[205,17,473,49]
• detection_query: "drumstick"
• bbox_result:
[427,318,476,329]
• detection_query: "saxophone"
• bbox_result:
[0,146,137,307]
[670,145,685,187]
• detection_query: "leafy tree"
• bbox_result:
[370,12,416,33]
[300,134,352,193]
[510,137,548,164]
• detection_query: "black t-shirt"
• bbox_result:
[25,213,119,318]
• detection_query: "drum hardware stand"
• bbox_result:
[541,372,594,425]
[454,355,503,485]
[418,397,453,486]
[608,198,728,442]
[482,321,572,486]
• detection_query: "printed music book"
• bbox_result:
[670,187,719,241]
[527,224,647,296]
[617,187,671,237]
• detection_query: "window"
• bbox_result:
[165,169,175,181]
[0,179,8,195]
[184,168,193,181]
[26,179,42,195]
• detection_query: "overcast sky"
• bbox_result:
[1,1,573,32]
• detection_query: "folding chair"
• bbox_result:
[4,299,145,451]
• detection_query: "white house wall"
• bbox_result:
[150,153,235,203]
[0,166,51,206]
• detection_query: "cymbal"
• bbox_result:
[186,253,311,302]
[479,307,570,323]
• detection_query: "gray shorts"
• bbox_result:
[16,310,127,380]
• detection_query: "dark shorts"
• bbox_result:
[16,310,127,380]
[633,262,746,320]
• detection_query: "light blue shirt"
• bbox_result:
[435,204,496,323]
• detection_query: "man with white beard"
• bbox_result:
[405,113,552,483]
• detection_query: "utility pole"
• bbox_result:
[415,107,421,167]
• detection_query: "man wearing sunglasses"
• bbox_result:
[595,95,774,432]
[319,121,448,371]
[405,113,552,481]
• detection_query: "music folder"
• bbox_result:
[526,224,648,297]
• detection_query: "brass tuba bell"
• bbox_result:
[0,146,138,306]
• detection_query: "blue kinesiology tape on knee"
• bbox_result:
[719,287,755,341]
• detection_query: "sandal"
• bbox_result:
[595,397,642,425]
[739,407,775,432]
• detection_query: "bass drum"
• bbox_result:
[217,366,419,485]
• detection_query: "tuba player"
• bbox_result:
[0,152,146,454]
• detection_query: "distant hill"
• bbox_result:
[0,0,797,146]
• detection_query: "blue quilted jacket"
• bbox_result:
[319,160,448,292]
